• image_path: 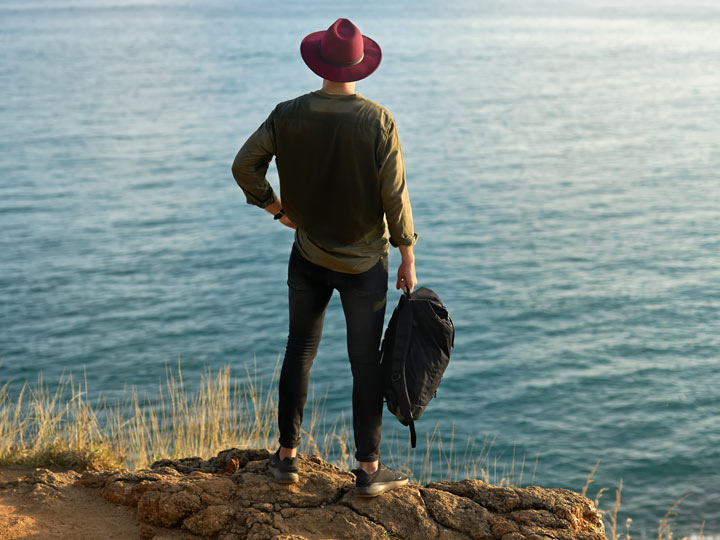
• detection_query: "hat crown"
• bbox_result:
[300,18,381,82]
[320,18,364,66]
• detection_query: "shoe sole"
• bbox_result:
[269,467,299,484]
[354,478,408,497]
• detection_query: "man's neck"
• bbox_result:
[321,80,356,95]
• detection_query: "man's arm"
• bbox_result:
[378,119,418,291]
[231,117,277,208]
[231,112,295,229]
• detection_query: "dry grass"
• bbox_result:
[382,423,534,487]
[0,374,122,470]
[0,361,285,470]
[582,462,705,540]
[1,360,506,483]
[0,364,710,540]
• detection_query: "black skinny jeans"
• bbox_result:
[278,244,388,462]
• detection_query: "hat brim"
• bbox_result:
[300,30,382,83]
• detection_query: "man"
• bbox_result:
[232,18,417,497]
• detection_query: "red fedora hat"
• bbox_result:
[300,18,382,83]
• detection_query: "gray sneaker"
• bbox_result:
[354,464,408,497]
[268,449,299,484]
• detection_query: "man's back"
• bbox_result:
[233,89,414,274]
[272,91,393,247]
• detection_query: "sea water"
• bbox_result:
[1,0,719,536]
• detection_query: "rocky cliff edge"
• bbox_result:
[36,448,605,540]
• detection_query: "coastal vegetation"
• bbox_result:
[0,362,511,484]
[0,363,701,539]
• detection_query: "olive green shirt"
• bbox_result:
[232,90,417,274]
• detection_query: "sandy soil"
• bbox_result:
[0,466,193,540]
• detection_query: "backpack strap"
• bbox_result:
[391,291,416,446]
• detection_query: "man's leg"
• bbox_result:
[337,257,388,469]
[277,246,333,457]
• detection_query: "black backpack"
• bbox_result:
[380,287,454,448]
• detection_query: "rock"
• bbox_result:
[138,489,203,527]
[1,468,80,500]
[72,449,605,540]
[150,448,270,475]
[234,453,354,509]
[139,524,156,539]
[428,479,606,540]
[183,504,235,536]
[75,469,116,488]
[343,485,440,539]
[422,487,493,539]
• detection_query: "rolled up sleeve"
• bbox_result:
[378,120,418,247]
[231,113,278,208]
